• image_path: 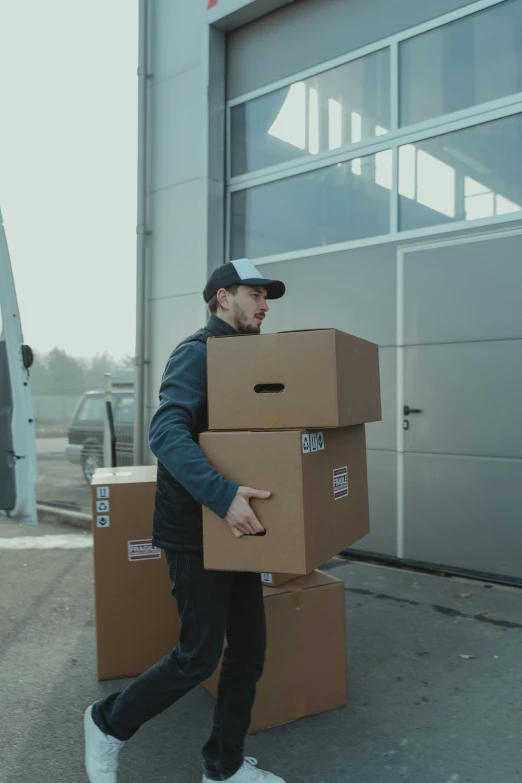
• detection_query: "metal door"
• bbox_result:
[398,230,522,581]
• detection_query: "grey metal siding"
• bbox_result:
[227,0,478,98]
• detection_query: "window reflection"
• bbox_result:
[308,88,319,155]
[399,146,455,218]
[399,114,522,230]
[375,149,393,190]
[464,176,521,220]
[328,99,342,149]
[231,150,392,260]
[231,48,390,176]
[267,83,306,151]
[400,0,522,126]
[229,3,522,256]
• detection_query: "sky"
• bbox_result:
[0,0,138,360]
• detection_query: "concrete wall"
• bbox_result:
[143,0,522,578]
[144,1,214,428]
[143,0,291,446]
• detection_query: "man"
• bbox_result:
[84,259,287,783]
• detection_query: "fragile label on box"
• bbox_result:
[333,467,348,500]
[128,539,162,562]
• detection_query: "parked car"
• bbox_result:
[65,389,134,483]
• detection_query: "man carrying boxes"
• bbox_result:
[85,259,288,783]
[84,258,382,783]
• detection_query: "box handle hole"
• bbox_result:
[254,384,285,394]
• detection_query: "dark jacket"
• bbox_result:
[149,315,239,551]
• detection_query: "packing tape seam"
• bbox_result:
[284,581,303,610]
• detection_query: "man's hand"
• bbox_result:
[225,486,271,538]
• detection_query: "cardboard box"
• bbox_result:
[202,570,347,733]
[207,329,381,431]
[201,426,369,574]
[260,572,299,588]
[91,466,179,680]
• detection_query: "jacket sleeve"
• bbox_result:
[149,341,239,518]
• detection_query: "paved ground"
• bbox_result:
[1,521,521,783]
[36,437,91,514]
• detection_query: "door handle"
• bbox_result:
[403,405,423,416]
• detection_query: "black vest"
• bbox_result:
[152,325,216,552]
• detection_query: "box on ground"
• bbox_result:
[91,466,179,680]
[207,329,381,431]
[201,425,369,574]
[261,572,299,588]
[202,570,347,733]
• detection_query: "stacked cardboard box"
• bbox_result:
[91,466,180,681]
[200,328,381,731]
[201,328,381,575]
[203,570,347,733]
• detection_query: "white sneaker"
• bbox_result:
[203,757,286,783]
[84,705,123,783]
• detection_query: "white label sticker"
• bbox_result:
[302,434,311,454]
[261,573,273,584]
[317,432,325,451]
[333,467,349,500]
[96,500,110,513]
[310,433,318,452]
[97,515,110,528]
[128,539,162,562]
[96,486,110,499]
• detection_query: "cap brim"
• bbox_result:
[241,278,286,300]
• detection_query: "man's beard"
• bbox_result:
[231,301,262,334]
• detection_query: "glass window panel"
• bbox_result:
[400,0,522,127]
[231,150,392,259]
[78,395,105,422]
[230,48,390,176]
[399,113,522,231]
[114,395,134,425]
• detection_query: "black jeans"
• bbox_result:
[92,551,266,781]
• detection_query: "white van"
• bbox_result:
[0,208,37,524]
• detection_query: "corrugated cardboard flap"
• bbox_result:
[92,466,157,485]
[276,328,334,334]
[262,569,343,598]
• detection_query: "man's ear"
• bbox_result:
[216,287,230,311]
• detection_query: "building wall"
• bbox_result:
[144,0,217,419]
[145,0,522,579]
